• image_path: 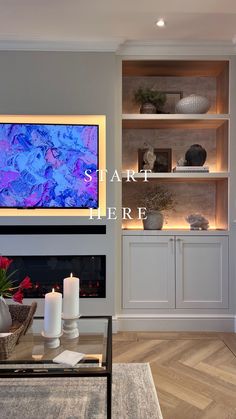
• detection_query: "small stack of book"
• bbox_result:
[173,166,209,173]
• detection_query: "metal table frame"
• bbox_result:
[0,315,112,419]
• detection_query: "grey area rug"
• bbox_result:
[0,363,163,419]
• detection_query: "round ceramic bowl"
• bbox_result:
[175,95,210,114]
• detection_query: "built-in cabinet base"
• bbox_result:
[123,234,229,310]
[122,232,230,330]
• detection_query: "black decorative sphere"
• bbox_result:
[185,144,207,166]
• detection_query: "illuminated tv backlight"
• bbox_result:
[0,115,106,214]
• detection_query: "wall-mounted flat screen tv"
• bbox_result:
[0,115,106,212]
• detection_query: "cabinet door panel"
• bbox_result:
[123,236,175,308]
[176,236,228,308]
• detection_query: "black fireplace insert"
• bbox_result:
[5,255,106,298]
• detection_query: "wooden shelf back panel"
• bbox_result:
[123,60,229,77]
[216,179,228,230]
[216,62,229,113]
[216,121,228,172]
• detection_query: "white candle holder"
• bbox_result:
[62,314,80,339]
[41,331,62,349]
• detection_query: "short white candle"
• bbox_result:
[63,272,80,318]
[44,288,62,336]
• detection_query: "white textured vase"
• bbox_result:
[175,94,210,114]
[143,211,164,230]
[0,296,12,332]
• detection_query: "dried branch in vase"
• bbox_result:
[139,185,175,213]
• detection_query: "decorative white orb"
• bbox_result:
[175,95,210,114]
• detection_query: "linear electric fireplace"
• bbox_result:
[6,255,106,298]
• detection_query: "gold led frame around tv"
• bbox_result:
[0,114,106,217]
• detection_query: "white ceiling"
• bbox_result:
[1,0,236,50]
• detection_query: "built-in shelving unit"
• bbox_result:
[122,59,229,231]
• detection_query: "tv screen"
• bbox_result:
[0,123,99,208]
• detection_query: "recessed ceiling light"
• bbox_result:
[156,18,166,28]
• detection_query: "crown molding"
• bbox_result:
[0,39,235,56]
[0,39,124,52]
[117,40,236,56]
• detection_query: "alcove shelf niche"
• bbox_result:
[122,60,229,114]
[122,178,228,231]
[122,118,228,174]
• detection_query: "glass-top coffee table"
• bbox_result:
[0,316,112,419]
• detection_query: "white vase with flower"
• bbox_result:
[0,256,32,332]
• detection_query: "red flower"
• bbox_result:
[19,276,32,290]
[0,256,13,270]
[12,289,24,304]
[0,257,33,303]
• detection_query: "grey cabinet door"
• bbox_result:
[123,236,175,308]
[176,236,229,308]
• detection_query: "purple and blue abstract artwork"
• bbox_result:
[0,123,98,208]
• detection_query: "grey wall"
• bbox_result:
[0,51,115,116]
[0,51,118,316]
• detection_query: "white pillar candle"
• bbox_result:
[63,273,80,318]
[44,289,62,336]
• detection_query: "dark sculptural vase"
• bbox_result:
[185,144,207,166]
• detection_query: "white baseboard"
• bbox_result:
[31,315,235,334]
[112,316,119,333]
[116,314,235,332]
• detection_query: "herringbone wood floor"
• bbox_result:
[113,332,236,419]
